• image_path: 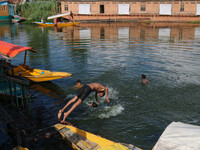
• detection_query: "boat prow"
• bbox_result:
[54,123,142,150]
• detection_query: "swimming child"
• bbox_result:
[73,80,83,90]
[90,102,98,107]
[141,74,148,84]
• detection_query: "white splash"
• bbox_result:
[98,104,124,119]
[65,94,76,100]
[107,86,118,99]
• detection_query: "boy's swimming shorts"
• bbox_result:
[76,85,92,101]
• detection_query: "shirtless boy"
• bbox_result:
[73,80,83,90]
[58,83,110,123]
[142,74,148,84]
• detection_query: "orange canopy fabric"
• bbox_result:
[0,41,36,58]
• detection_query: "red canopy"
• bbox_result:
[0,41,37,58]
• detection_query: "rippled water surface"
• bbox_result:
[1,22,200,149]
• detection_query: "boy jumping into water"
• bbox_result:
[58,83,110,123]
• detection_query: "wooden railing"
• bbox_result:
[0,60,31,111]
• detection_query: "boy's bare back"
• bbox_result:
[87,83,106,92]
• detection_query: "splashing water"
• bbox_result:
[98,105,124,119]
[106,86,118,99]
[65,94,76,100]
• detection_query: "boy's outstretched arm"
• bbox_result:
[95,92,100,103]
[105,88,110,103]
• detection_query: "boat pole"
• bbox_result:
[24,51,27,66]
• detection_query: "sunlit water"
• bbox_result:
[1,22,200,150]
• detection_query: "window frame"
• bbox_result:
[180,3,184,12]
[100,5,104,14]
[64,4,68,11]
[141,4,146,12]
[1,5,6,12]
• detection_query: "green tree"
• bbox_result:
[16,1,56,22]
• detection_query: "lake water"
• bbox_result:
[1,22,200,150]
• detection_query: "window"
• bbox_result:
[159,4,172,15]
[1,5,5,11]
[100,5,104,13]
[118,4,130,14]
[64,5,68,11]
[79,4,91,14]
[141,4,146,11]
[180,3,184,12]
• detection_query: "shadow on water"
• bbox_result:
[30,81,67,100]
[1,22,200,150]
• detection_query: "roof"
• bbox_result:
[56,0,192,2]
[0,0,26,4]
[154,122,200,150]
[47,13,70,20]
[0,41,37,59]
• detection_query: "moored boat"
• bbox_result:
[0,40,72,82]
[34,21,80,27]
[34,12,81,27]
[12,15,26,23]
[54,123,142,150]
[12,65,72,82]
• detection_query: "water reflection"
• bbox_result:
[1,22,200,150]
[0,23,17,38]
[1,22,200,85]
[30,81,66,99]
[24,25,51,68]
[1,22,200,42]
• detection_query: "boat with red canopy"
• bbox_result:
[0,41,72,82]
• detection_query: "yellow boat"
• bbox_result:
[34,12,81,27]
[13,146,29,150]
[0,40,72,82]
[35,21,81,27]
[13,65,72,82]
[54,123,142,150]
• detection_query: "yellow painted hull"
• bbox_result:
[13,65,72,82]
[54,124,142,150]
[35,22,81,27]
[13,146,29,150]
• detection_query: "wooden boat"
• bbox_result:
[34,12,81,27]
[12,65,72,82]
[0,41,72,82]
[34,21,80,27]
[12,15,26,23]
[13,146,28,150]
[54,123,142,150]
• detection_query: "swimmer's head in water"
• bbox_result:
[98,91,105,97]
[76,80,82,86]
[142,74,146,79]
[90,102,98,107]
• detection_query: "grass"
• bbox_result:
[187,21,200,24]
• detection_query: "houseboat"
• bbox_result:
[0,0,25,23]
[0,0,14,22]
[56,0,200,22]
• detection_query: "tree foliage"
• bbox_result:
[16,1,56,21]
